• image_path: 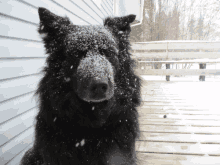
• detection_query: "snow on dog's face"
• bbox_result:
[38,8,137,127]
[64,25,118,103]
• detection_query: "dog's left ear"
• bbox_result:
[104,14,136,34]
[38,7,71,36]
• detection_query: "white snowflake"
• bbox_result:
[40,33,47,38]
[80,139,85,146]
[64,77,71,82]
[53,117,57,122]
[75,143,79,147]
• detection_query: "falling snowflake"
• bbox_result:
[75,143,79,147]
[53,117,57,122]
[64,77,71,82]
[40,33,47,38]
[80,139,85,146]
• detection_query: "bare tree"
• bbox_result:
[189,14,196,40]
[195,13,204,40]
[176,0,220,40]
[131,0,220,41]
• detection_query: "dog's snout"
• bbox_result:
[77,77,114,102]
[89,79,108,99]
[91,82,108,95]
[76,52,114,102]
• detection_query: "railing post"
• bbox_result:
[199,63,206,81]
[166,42,170,81]
[166,64,170,81]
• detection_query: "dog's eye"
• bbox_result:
[99,49,116,57]
[75,50,87,58]
[99,49,119,68]
[98,49,106,56]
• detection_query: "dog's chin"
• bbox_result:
[77,96,115,128]
[90,119,106,128]
[84,98,108,103]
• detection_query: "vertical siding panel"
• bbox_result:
[50,0,99,24]
[0,92,36,124]
[101,0,111,16]
[0,0,39,24]
[91,0,108,17]
[0,39,44,58]
[102,0,112,15]
[82,0,105,20]
[66,0,103,24]
[0,16,39,41]
[20,0,89,25]
[92,0,106,17]
[0,59,45,80]
[0,127,34,164]
[0,74,42,102]
[0,108,36,146]
[6,144,33,165]
[0,0,116,164]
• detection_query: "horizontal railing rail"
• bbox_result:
[131,41,220,81]
[137,59,220,64]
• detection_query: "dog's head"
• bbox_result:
[37,8,140,127]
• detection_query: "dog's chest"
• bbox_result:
[105,145,129,165]
[73,138,129,165]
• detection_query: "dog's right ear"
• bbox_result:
[38,7,71,36]
[104,14,136,34]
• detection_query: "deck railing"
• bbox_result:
[131,41,220,81]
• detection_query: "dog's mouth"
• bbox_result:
[87,99,109,110]
[77,95,114,128]
[82,92,114,103]
[76,93,109,107]
[77,82,114,104]
[89,100,111,128]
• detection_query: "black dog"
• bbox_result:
[20,7,141,165]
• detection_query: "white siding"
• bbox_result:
[0,0,114,164]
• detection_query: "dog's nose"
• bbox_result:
[89,80,108,100]
[77,76,114,102]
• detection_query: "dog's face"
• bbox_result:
[38,8,138,127]
[65,25,117,103]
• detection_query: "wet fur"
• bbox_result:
[20,8,142,165]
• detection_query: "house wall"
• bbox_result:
[0,0,113,164]
[114,0,143,23]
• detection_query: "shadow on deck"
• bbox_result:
[136,80,220,165]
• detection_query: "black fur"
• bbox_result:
[20,7,142,165]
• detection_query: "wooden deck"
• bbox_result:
[136,80,220,165]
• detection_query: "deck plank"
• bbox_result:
[139,125,220,134]
[137,81,220,164]
[139,114,220,120]
[136,141,220,155]
[137,153,220,165]
[139,132,220,143]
